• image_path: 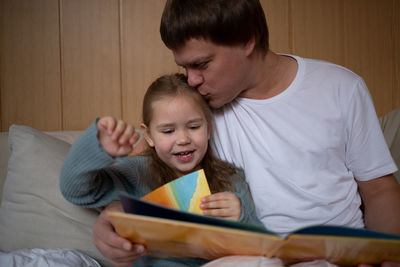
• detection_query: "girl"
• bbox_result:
[60,73,263,266]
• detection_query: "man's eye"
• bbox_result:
[191,61,208,69]
[198,62,208,69]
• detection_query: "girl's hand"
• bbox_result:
[97,116,141,157]
[200,192,241,221]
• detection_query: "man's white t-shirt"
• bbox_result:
[211,55,397,235]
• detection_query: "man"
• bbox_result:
[92,0,400,266]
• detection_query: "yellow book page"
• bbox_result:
[107,211,283,260]
[276,234,400,266]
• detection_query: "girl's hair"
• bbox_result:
[141,73,235,192]
[160,0,269,56]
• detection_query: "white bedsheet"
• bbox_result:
[202,256,338,267]
[0,248,101,267]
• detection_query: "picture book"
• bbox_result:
[107,170,400,266]
[141,169,210,214]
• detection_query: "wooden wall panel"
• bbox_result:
[121,0,178,127]
[0,0,399,131]
[393,0,400,109]
[0,0,2,130]
[0,0,61,131]
[61,0,121,130]
[291,0,345,66]
[261,0,291,54]
[344,0,394,117]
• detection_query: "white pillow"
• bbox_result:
[0,125,108,266]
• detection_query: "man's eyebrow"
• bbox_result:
[177,56,212,67]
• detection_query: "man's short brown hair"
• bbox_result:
[160,0,269,55]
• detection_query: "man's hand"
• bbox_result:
[200,192,241,221]
[97,116,141,157]
[92,201,147,267]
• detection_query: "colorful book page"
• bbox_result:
[141,169,211,214]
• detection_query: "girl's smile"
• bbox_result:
[174,150,195,163]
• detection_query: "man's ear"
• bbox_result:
[244,37,256,57]
[140,123,155,147]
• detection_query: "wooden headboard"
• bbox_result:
[1,0,399,131]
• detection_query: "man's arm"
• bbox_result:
[357,174,400,235]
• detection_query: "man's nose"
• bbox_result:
[187,69,204,87]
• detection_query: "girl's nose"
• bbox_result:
[187,69,204,88]
[176,130,190,145]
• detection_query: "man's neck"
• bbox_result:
[239,51,298,100]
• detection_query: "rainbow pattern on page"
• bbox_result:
[141,169,211,214]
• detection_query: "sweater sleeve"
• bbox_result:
[231,170,265,228]
[59,120,136,208]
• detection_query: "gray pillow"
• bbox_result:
[380,108,400,183]
[0,125,108,266]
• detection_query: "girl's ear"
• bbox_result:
[140,123,155,147]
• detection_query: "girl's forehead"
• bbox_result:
[150,94,206,118]
[154,94,197,106]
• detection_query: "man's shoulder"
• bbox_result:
[299,55,362,81]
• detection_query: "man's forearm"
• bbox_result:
[358,175,400,235]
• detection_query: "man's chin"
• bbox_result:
[207,100,224,109]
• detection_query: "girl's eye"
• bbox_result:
[189,125,200,130]
[162,129,174,134]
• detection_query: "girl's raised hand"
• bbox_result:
[200,192,241,221]
[97,116,141,157]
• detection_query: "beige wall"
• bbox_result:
[1,0,399,131]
